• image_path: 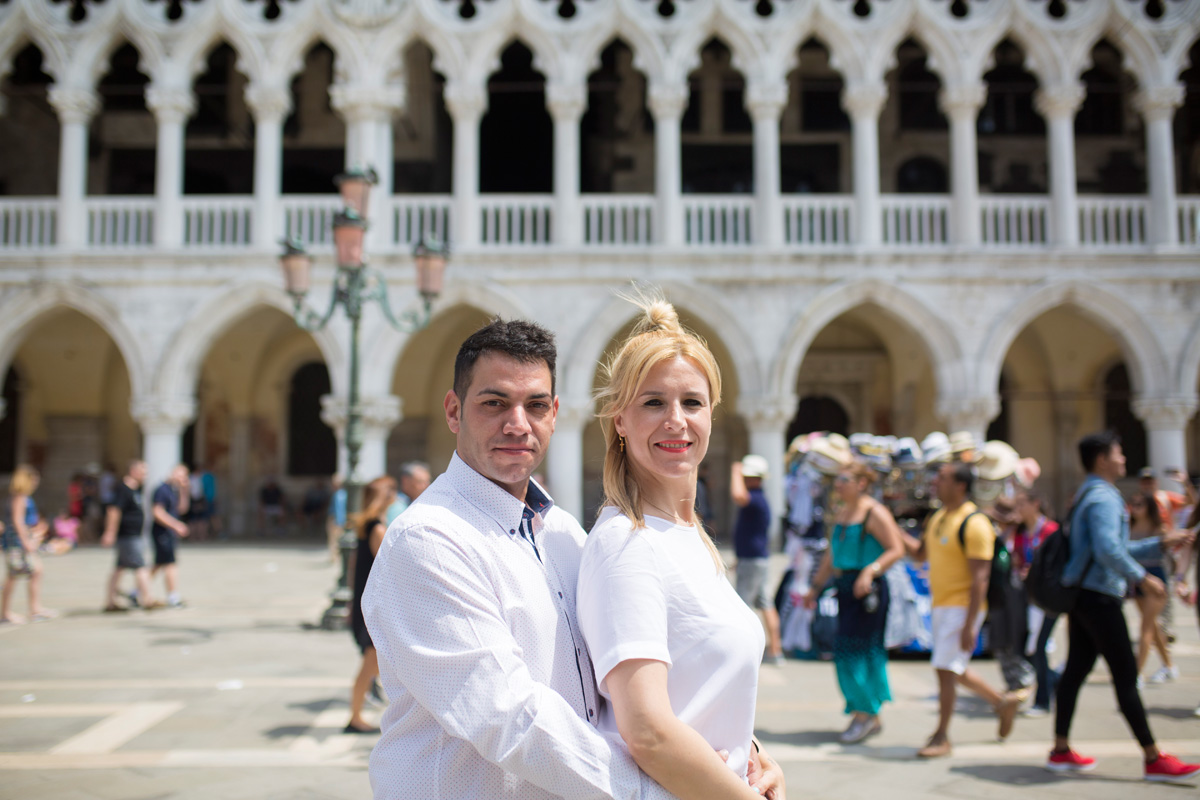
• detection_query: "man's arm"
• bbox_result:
[100,505,120,547]
[900,525,926,562]
[365,523,667,800]
[1085,499,1146,585]
[960,558,989,653]
[730,462,749,508]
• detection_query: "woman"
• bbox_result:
[1013,491,1060,716]
[346,475,397,734]
[1,465,55,624]
[577,297,784,800]
[1129,493,1176,684]
[803,461,904,744]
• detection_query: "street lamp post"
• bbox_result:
[280,167,448,630]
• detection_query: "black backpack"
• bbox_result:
[957,511,1011,609]
[1025,489,1096,614]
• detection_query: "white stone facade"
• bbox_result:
[0,0,1198,532]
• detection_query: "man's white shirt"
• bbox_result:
[363,452,674,800]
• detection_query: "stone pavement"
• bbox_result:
[1,543,1198,799]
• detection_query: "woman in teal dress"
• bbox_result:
[805,461,905,743]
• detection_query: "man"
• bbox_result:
[901,461,1019,758]
[385,461,432,524]
[731,454,784,665]
[1047,432,1199,782]
[150,464,190,608]
[101,460,161,612]
[363,320,780,800]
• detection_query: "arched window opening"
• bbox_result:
[0,367,21,473]
[787,396,850,443]
[480,42,551,193]
[581,40,652,193]
[98,43,154,195]
[986,372,1010,443]
[896,40,946,131]
[897,156,948,193]
[185,43,252,194]
[282,43,345,194]
[681,39,752,194]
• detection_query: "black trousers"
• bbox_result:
[1054,589,1154,747]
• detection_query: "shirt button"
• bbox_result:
[509,529,516,535]
[558,592,563,598]
[588,709,594,717]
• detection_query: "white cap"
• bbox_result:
[741,454,769,478]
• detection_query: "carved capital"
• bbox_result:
[647,82,689,121]
[330,82,406,123]
[245,83,293,121]
[739,394,796,431]
[840,81,887,120]
[131,395,197,435]
[48,86,100,126]
[938,83,987,120]
[1134,85,1184,123]
[936,394,1000,435]
[443,79,488,120]
[1034,84,1085,120]
[546,81,587,122]
[146,85,197,124]
[745,79,789,121]
[321,394,403,432]
[1132,396,1198,431]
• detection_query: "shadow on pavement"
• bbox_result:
[950,764,1147,787]
[1143,705,1199,720]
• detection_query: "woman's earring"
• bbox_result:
[619,436,625,452]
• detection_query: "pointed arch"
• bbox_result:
[153,283,343,402]
[560,282,763,405]
[0,283,148,399]
[771,279,965,401]
[1176,315,1200,398]
[975,280,1170,400]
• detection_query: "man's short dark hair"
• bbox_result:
[1078,431,1120,473]
[452,318,557,400]
[399,461,430,479]
[943,461,975,494]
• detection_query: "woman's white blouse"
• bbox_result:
[577,507,765,779]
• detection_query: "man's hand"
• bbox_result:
[959,624,976,655]
[1163,527,1196,549]
[747,743,785,800]
[175,521,190,538]
[100,531,115,547]
[1140,573,1167,602]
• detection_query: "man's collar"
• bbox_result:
[446,452,556,529]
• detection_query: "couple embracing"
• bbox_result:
[362,293,785,800]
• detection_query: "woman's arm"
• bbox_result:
[606,658,764,800]
[854,502,906,598]
[803,549,834,608]
[368,522,386,557]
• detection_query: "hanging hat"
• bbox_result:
[741,454,769,479]
[948,431,980,462]
[1015,457,1041,489]
[921,431,952,465]
[808,433,853,476]
[892,437,923,467]
[976,440,1020,482]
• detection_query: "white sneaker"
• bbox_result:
[1136,675,1145,690]
[1149,666,1180,684]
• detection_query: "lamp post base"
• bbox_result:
[320,530,358,631]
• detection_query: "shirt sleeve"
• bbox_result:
[963,514,995,561]
[577,526,671,693]
[1084,497,1146,584]
[364,521,670,800]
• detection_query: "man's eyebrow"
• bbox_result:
[473,388,553,401]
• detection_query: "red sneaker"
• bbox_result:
[1046,749,1096,772]
[1145,753,1200,783]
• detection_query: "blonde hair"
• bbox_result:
[594,291,724,570]
[9,464,39,497]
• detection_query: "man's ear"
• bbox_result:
[444,389,462,434]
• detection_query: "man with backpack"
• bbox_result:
[1046,432,1199,782]
[901,461,1020,758]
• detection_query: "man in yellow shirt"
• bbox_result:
[902,462,1020,758]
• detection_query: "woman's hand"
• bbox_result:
[801,587,818,610]
[746,743,785,799]
[852,570,874,599]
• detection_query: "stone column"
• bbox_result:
[322,394,403,482]
[1136,86,1184,248]
[649,82,688,247]
[937,394,1000,444]
[747,80,787,248]
[547,82,586,248]
[146,85,197,249]
[1133,397,1198,474]
[547,399,590,521]
[940,84,986,247]
[228,415,252,535]
[331,83,405,251]
[740,395,794,551]
[445,80,487,250]
[1035,85,1084,248]
[48,86,100,250]
[841,81,886,247]
[132,395,197,489]
[246,83,291,250]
